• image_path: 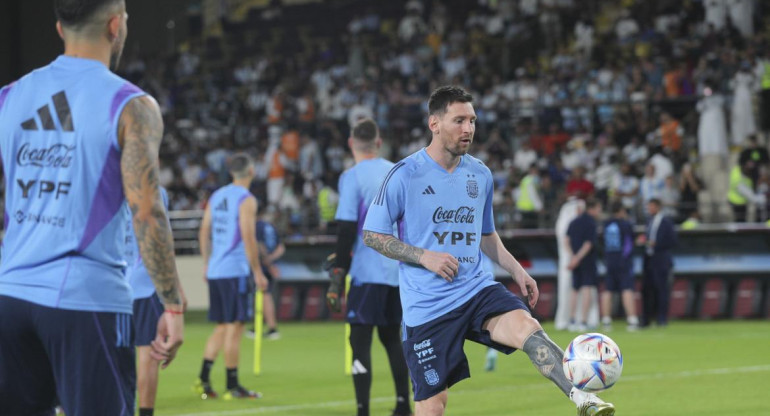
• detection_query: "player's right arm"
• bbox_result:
[119,95,184,367]
[240,197,268,291]
[363,231,458,281]
[198,205,212,279]
[361,163,458,281]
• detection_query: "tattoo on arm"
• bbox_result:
[120,96,182,306]
[363,230,423,265]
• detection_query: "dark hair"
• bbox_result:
[648,198,662,207]
[351,118,378,143]
[585,198,601,210]
[227,152,253,178]
[55,0,122,27]
[428,86,473,116]
[610,201,625,214]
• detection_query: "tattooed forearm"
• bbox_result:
[120,96,182,306]
[363,230,423,265]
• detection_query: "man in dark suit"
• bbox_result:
[641,198,678,327]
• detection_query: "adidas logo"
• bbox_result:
[21,91,74,132]
[422,185,436,195]
[214,199,228,211]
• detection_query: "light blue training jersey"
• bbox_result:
[206,184,254,279]
[125,188,169,300]
[363,149,498,326]
[335,158,399,287]
[0,56,145,314]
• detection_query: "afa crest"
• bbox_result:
[466,179,478,199]
[424,369,440,386]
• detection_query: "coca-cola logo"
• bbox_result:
[432,206,475,224]
[17,143,75,168]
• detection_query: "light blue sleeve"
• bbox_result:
[363,162,407,235]
[482,167,495,234]
[335,169,359,222]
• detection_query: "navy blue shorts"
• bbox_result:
[402,284,529,401]
[208,277,250,323]
[0,295,135,416]
[133,293,164,346]
[572,265,598,289]
[346,283,402,326]
[604,261,635,292]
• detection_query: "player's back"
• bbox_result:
[0,56,146,313]
[125,188,169,300]
[604,218,633,261]
[206,184,252,279]
[337,158,399,286]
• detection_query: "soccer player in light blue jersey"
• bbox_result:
[125,187,181,416]
[195,153,267,400]
[326,118,412,416]
[363,86,615,416]
[0,1,184,414]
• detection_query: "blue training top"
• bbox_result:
[336,158,399,287]
[603,218,634,265]
[206,184,254,279]
[0,56,145,313]
[125,187,170,300]
[256,219,281,277]
[363,149,497,326]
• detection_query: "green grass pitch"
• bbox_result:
[154,313,770,415]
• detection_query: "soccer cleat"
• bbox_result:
[484,348,498,371]
[577,401,615,416]
[265,328,281,340]
[193,379,219,400]
[223,385,262,400]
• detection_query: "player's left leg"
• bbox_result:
[377,325,412,416]
[222,322,261,399]
[350,324,375,416]
[137,346,160,416]
[484,310,615,415]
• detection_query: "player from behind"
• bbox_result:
[196,153,267,399]
[601,201,639,331]
[362,86,615,416]
[566,199,602,332]
[125,187,180,416]
[256,208,285,339]
[326,118,412,416]
[0,1,184,414]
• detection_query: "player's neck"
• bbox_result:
[63,41,111,68]
[232,178,252,189]
[426,142,461,173]
[353,150,377,164]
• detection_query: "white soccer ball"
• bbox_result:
[562,333,623,392]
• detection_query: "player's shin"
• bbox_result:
[521,330,574,397]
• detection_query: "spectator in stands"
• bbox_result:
[612,162,640,220]
[655,112,683,160]
[697,84,729,217]
[640,163,664,209]
[738,135,769,188]
[660,175,681,219]
[566,166,594,199]
[640,198,677,328]
[730,62,757,146]
[513,140,538,174]
[728,159,765,222]
[515,164,543,229]
[679,163,703,222]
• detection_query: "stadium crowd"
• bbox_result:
[112,0,770,236]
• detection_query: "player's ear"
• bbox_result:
[107,14,121,42]
[428,114,440,135]
[347,137,354,150]
[55,21,65,41]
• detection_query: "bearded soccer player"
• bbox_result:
[0,1,184,414]
[362,86,615,416]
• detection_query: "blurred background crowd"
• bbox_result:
[104,0,770,237]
